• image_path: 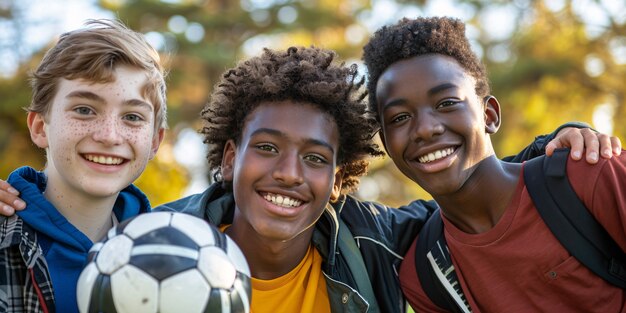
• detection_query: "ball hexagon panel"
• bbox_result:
[110,265,159,313]
[198,246,237,289]
[95,235,133,275]
[159,269,211,313]
[170,211,218,247]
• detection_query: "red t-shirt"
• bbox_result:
[400,153,626,312]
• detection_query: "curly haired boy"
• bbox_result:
[363,16,624,312]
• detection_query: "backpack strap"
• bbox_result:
[524,148,626,288]
[337,217,380,312]
[415,209,471,313]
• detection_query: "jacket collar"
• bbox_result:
[0,215,43,268]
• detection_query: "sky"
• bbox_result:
[0,0,113,77]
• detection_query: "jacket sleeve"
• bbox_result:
[392,199,439,256]
[340,195,438,257]
[502,122,592,163]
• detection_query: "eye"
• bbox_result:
[123,113,145,122]
[256,144,277,153]
[436,100,459,109]
[304,154,328,164]
[390,113,410,124]
[74,107,94,115]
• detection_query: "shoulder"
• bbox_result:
[566,151,626,196]
[156,192,212,216]
[155,183,234,223]
[566,152,626,228]
[0,215,28,248]
[338,194,435,221]
[7,166,46,194]
[336,195,397,231]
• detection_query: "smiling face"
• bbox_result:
[28,65,164,201]
[221,100,340,243]
[376,54,499,196]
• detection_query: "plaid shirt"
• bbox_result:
[0,215,55,313]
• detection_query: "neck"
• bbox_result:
[225,212,313,280]
[43,171,119,242]
[434,157,522,234]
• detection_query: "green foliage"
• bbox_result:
[0,0,624,207]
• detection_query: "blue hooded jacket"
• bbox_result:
[8,166,151,313]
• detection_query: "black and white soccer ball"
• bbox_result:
[77,211,251,313]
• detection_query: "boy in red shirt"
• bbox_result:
[363,16,625,312]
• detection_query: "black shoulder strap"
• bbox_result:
[415,209,471,313]
[524,149,626,288]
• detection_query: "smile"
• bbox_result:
[262,192,303,208]
[418,147,456,163]
[84,154,124,165]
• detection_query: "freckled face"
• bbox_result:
[34,65,162,199]
[376,54,495,195]
[222,101,340,243]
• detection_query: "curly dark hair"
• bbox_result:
[363,16,490,117]
[201,46,384,192]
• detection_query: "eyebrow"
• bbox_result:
[427,83,458,96]
[66,90,153,112]
[381,82,460,112]
[250,128,335,154]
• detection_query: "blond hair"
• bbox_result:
[29,19,167,128]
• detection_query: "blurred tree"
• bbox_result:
[0,0,624,207]
[480,0,626,156]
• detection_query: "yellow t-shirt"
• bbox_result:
[250,245,330,313]
[218,225,330,312]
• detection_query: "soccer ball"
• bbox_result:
[77,211,251,313]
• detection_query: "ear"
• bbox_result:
[330,168,343,203]
[483,96,501,134]
[149,128,165,160]
[221,140,237,182]
[27,111,49,149]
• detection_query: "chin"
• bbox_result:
[82,182,128,198]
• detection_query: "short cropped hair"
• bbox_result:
[29,19,167,129]
[201,46,384,192]
[363,16,489,116]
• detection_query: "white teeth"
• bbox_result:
[263,193,302,208]
[418,147,455,163]
[85,154,123,165]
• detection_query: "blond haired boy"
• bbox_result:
[0,19,166,313]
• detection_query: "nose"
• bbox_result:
[410,111,444,142]
[92,119,124,146]
[272,151,304,186]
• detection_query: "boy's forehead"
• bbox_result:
[242,100,339,146]
[246,100,333,124]
[377,54,476,96]
[55,67,153,105]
